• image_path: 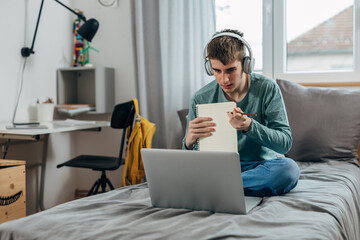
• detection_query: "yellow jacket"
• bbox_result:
[122,99,156,186]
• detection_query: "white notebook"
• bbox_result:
[196,102,238,152]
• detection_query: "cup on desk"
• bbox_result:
[37,103,55,122]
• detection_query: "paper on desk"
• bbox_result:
[56,119,97,126]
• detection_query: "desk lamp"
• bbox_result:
[7,0,99,129]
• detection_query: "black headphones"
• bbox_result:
[204,32,255,75]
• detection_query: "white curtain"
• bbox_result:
[134,0,216,148]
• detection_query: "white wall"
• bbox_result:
[0,0,137,215]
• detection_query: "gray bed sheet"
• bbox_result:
[0,161,359,240]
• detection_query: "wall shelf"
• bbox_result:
[57,67,115,114]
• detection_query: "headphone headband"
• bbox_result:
[204,31,255,75]
[209,32,254,60]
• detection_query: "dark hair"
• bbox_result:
[206,29,246,65]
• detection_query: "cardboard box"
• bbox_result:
[0,160,26,224]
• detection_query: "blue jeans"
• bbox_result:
[241,158,300,197]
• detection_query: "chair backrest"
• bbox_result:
[111,100,136,129]
[110,100,136,165]
[177,108,189,137]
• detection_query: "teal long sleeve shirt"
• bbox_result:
[182,73,292,161]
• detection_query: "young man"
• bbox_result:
[182,29,300,197]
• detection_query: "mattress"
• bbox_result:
[0,161,359,240]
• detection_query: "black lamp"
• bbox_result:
[21,0,99,58]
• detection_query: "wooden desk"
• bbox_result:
[0,120,110,211]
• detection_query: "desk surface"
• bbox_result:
[0,120,110,136]
[0,119,110,212]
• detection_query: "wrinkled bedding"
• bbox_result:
[0,161,359,240]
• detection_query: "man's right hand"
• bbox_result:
[185,117,215,149]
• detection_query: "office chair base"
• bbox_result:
[87,170,115,196]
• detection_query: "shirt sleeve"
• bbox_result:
[182,96,199,150]
[244,84,292,154]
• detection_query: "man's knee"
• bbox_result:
[243,158,300,197]
[273,158,300,194]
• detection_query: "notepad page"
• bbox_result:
[196,102,238,152]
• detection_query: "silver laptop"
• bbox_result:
[141,148,262,214]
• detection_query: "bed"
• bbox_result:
[1,79,360,240]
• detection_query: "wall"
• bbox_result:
[0,0,137,215]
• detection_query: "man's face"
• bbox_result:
[210,59,244,95]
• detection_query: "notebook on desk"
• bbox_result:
[141,148,262,214]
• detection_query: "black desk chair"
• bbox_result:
[57,100,135,196]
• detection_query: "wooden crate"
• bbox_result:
[0,159,26,224]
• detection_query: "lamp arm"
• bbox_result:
[21,0,45,57]
[54,0,86,21]
[21,0,86,58]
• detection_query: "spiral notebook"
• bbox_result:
[196,102,238,152]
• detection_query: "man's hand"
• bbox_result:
[227,107,252,132]
[185,117,215,149]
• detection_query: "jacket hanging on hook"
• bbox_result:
[122,98,156,186]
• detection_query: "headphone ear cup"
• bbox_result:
[204,58,213,76]
[242,56,253,74]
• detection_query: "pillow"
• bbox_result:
[277,79,360,163]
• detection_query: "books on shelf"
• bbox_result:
[56,104,95,116]
[196,102,238,152]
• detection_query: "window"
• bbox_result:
[215,0,360,84]
[215,0,263,72]
[286,0,353,72]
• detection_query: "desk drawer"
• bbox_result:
[0,160,26,224]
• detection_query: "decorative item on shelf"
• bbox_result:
[73,11,85,67]
[73,12,99,67]
[83,41,99,67]
[73,11,84,67]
